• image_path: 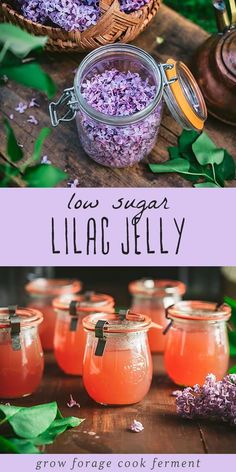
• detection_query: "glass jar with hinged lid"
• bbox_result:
[0,306,44,399]
[129,278,186,353]
[53,292,115,375]
[49,44,207,168]
[164,301,231,387]
[25,278,82,351]
[82,309,154,405]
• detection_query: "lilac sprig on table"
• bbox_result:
[120,0,150,13]
[175,374,236,426]
[78,67,162,167]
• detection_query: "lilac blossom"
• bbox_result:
[9,114,14,120]
[67,393,80,408]
[120,0,150,13]
[29,97,40,108]
[175,374,236,426]
[77,68,162,167]
[41,155,51,164]
[27,115,39,125]
[15,102,27,114]
[67,178,79,188]
[129,420,144,432]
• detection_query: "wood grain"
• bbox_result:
[0,4,235,187]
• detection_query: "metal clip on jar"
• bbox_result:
[53,292,115,375]
[164,301,231,387]
[0,306,44,399]
[25,278,82,351]
[49,44,207,168]
[129,279,186,353]
[82,310,153,405]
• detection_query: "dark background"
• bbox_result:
[0,267,231,308]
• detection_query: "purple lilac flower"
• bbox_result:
[67,394,80,408]
[29,97,40,108]
[41,155,51,164]
[120,0,150,13]
[15,102,27,114]
[77,68,162,168]
[129,420,144,432]
[17,0,100,32]
[27,115,39,125]
[67,178,79,188]
[9,114,14,120]
[175,374,236,426]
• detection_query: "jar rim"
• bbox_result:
[83,311,151,334]
[0,307,43,328]
[74,44,163,126]
[53,292,115,312]
[25,278,82,296]
[129,278,186,297]
[167,300,231,322]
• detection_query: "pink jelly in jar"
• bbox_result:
[129,278,186,353]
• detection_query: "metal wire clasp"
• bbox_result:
[160,63,178,87]
[9,305,21,351]
[95,320,109,357]
[49,87,79,127]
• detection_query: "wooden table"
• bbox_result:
[14,352,236,454]
[1,4,236,187]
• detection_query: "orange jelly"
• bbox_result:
[53,292,115,376]
[83,311,153,405]
[0,307,44,399]
[164,301,231,387]
[129,279,186,353]
[25,278,82,351]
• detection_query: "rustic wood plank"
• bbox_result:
[1,4,235,187]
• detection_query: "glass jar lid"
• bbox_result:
[167,300,231,322]
[83,310,151,334]
[25,278,82,297]
[129,278,186,298]
[0,306,43,329]
[53,291,115,312]
[163,59,207,131]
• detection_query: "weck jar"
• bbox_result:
[49,44,207,168]
[82,310,153,405]
[129,278,186,353]
[0,306,44,399]
[25,278,82,351]
[164,301,231,387]
[53,292,115,375]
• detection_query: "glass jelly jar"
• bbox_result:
[25,278,82,351]
[53,292,115,376]
[0,306,44,399]
[164,301,231,387]
[129,279,186,353]
[82,311,153,405]
[49,44,207,168]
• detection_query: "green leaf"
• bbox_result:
[0,436,20,453]
[192,132,224,166]
[178,129,200,155]
[22,128,51,169]
[229,365,236,374]
[24,164,67,187]
[4,118,23,162]
[224,296,236,326]
[6,402,58,439]
[10,438,40,454]
[1,62,56,98]
[34,417,84,446]
[194,182,219,188]
[149,158,190,174]
[0,24,47,59]
[168,146,182,160]
[216,150,236,182]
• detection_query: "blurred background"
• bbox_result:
[166,0,217,33]
[0,267,236,307]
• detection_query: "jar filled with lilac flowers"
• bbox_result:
[49,44,207,168]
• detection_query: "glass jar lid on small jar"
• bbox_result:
[129,278,186,353]
[25,278,82,351]
[82,310,153,405]
[52,291,115,376]
[0,306,44,399]
[164,300,231,387]
[49,44,207,168]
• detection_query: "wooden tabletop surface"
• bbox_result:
[1,4,236,187]
[13,352,236,454]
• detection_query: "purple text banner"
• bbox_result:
[0,454,235,472]
[0,188,234,266]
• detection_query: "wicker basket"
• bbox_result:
[0,0,160,52]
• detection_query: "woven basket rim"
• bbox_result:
[1,0,157,37]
